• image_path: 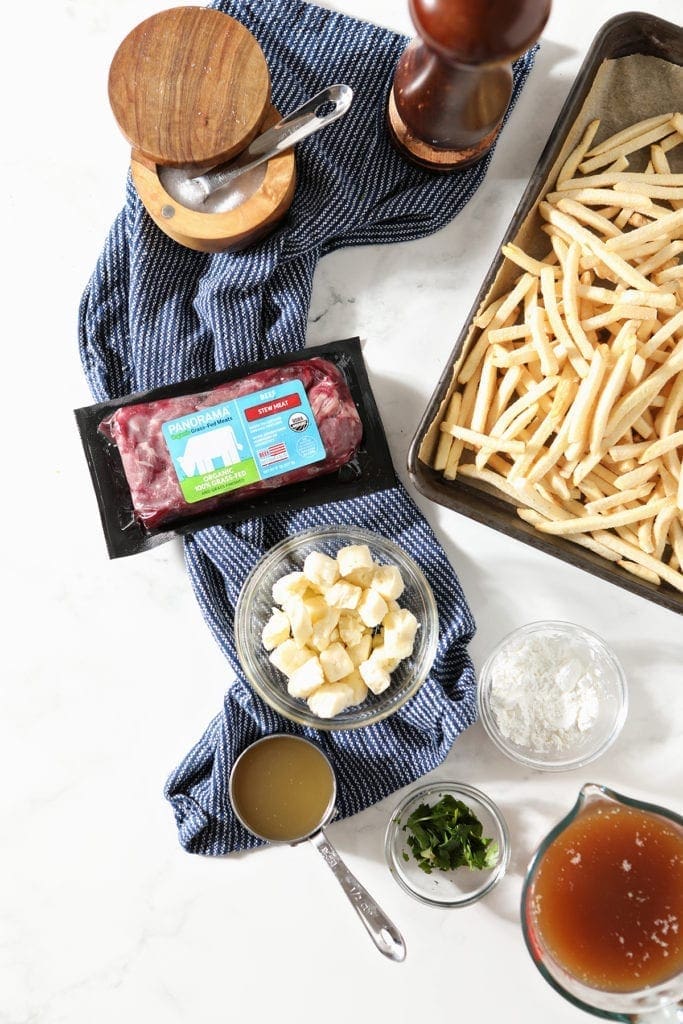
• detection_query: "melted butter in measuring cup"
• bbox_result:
[229,734,406,961]
[230,735,335,842]
[159,162,267,214]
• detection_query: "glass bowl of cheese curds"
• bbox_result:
[234,526,439,730]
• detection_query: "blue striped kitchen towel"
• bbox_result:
[78,0,537,854]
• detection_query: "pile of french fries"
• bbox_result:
[435,111,683,593]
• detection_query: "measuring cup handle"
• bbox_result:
[309,828,406,962]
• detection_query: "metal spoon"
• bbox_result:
[176,84,353,207]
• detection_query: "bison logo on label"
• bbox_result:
[177,425,244,477]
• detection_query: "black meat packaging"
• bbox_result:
[75,338,397,558]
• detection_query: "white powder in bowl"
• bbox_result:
[487,632,602,753]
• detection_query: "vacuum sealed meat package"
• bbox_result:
[75,338,396,558]
[101,357,363,529]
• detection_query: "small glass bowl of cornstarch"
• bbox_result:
[477,621,628,771]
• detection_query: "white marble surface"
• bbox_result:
[2,1,682,1021]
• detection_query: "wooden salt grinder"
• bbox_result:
[108,6,296,252]
[388,0,551,171]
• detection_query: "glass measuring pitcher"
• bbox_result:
[522,783,683,1022]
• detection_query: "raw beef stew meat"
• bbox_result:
[99,358,363,530]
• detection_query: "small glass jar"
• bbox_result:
[384,780,510,907]
[477,620,628,772]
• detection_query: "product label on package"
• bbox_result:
[161,380,326,503]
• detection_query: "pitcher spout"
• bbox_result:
[576,781,618,812]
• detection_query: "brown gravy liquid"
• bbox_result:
[231,736,335,842]
[529,803,683,992]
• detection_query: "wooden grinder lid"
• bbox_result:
[108,6,271,168]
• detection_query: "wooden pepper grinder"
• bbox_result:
[388,0,551,171]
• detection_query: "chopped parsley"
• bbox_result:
[402,795,499,874]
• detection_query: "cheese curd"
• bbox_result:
[263,543,420,718]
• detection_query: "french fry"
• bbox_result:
[476,403,538,471]
[593,531,683,593]
[578,285,676,312]
[605,207,683,254]
[671,519,683,567]
[457,323,497,385]
[581,305,655,330]
[433,392,461,472]
[655,265,683,283]
[617,560,661,584]
[578,120,678,175]
[651,144,683,211]
[637,239,683,277]
[488,324,531,344]
[567,347,607,448]
[615,460,662,491]
[557,117,601,185]
[639,430,683,463]
[561,241,595,358]
[585,485,654,514]
[458,463,572,522]
[557,171,683,192]
[604,341,683,448]
[556,196,623,238]
[470,350,498,432]
[442,372,479,480]
[508,380,577,483]
[516,507,621,561]
[441,424,525,456]
[551,187,656,211]
[661,132,683,154]
[589,348,636,455]
[540,264,589,376]
[491,342,540,368]
[490,376,559,438]
[534,497,670,536]
[487,365,523,430]
[583,113,674,159]
[529,304,559,375]
[609,440,651,461]
[639,311,683,358]
[501,243,560,277]
[472,295,505,329]
[653,504,678,558]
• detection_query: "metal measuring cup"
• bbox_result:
[229,734,406,962]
